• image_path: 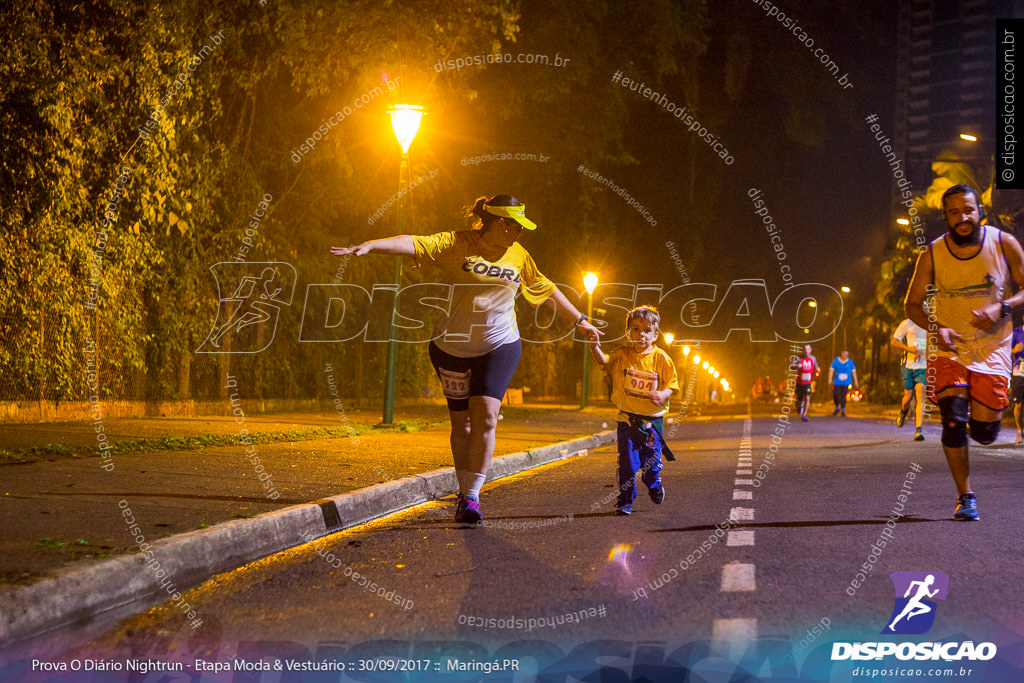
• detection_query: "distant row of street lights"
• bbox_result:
[380,103,857,418]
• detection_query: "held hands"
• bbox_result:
[329,243,370,257]
[577,319,602,343]
[969,303,1002,331]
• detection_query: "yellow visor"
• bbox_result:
[484,204,537,230]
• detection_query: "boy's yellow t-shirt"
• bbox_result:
[603,345,679,418]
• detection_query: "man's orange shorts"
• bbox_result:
[927,357,1008,411]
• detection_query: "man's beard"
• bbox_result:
[949,222,981,247]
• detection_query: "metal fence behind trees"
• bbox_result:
[0,291,579,422]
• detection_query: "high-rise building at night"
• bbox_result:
[894,0,1022,194]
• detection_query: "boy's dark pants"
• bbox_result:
[616,422,663,506]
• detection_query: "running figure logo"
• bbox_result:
[197,262,296,354]
[881,571,949,635]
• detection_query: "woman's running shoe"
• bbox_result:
[454,494,467,523]
[462,495,482,524]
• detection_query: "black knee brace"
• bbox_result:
[938,396,969,448]
[969,419,1001,445]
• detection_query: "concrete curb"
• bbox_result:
[0,430,615,645]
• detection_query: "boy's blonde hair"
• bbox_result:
[626,305,660,331]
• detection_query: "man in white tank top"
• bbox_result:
[905,184,1024,521]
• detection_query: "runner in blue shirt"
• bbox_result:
[828,350,859,416]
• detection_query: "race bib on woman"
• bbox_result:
[438,368,470,400]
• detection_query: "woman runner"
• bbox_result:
[330,195,601,523]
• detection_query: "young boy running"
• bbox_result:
[590,305,679,515]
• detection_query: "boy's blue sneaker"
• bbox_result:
[649,485,665,504]
[462,495,483,524]
[615,503,633,516]
[953,493,979,521]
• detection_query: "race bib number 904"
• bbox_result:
[438,368,470,400]
[624,368,659,399]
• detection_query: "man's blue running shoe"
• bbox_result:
[649,485,665,504]
[615,503,633,516]
[953,492,979,521]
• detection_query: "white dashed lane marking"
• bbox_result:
[712,417,758,651]
[721,561,756,591]
[730,507,754,521]
[727,530,755,546]
[711,618,758,659]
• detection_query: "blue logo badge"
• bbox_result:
[881,571,949,635]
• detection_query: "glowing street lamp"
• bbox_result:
[663,332,675,345]
[382,103,425,425]
[581,271,599,408]
[896,218,910,226]
[388,104,425,153]
[960,133,978,142]
[693,354,701,364]
[702,361,709,369]
[682,345,691,356]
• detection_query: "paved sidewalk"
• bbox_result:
[0,403,622,592]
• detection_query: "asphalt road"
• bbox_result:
[16,413,1024,681]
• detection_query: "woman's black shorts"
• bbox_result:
[428,339,522,412]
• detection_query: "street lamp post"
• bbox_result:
[840,286,850,350]
[382,104,425,425]
[581,272,598,408]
